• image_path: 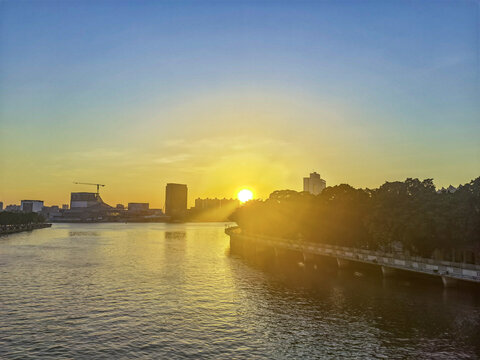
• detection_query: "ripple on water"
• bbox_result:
[0,223,479,359]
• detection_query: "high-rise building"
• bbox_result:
[165,183,188,219]
[303,172,326,195]
[0,201,3,211]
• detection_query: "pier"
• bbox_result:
[226,226,480,287]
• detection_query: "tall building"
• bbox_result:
[303,172,326,195]
[165,183,188,219]
[0,201,3,211]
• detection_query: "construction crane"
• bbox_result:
[73,182,106,196]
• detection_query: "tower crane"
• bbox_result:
[73,182,106,196]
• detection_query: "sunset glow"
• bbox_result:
[238,189,253,203]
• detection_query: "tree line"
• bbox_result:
[0,212,46,226]
[230,177,480,260]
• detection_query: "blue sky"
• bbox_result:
[0,0,478,206]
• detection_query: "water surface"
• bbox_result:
[0,223,479,359]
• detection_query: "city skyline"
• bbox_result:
[0,172,474,209]
[1,1,479,207]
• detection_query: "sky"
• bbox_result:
[0,0,479,208]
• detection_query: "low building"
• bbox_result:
[70,192,103,209]
[128,203,149,213]
[41,205,61,220]
[52,192,113,222]
[20,200,44,213]
[194,198,239,210]
[5,204,20,212]
[189,197,239,222]
[437,185,457,194]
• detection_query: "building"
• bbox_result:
[116,204,125,210]
[128,203,149,212]
[303,172,326,195]
[194,198,239,210]
[62,204,69,210]
[41,205,61,220]
[190,197,240,221]
[165,183,188,219]
[70,192,105,209]
[20,200,44,213]
[52,192,113,222]
[437,185,457,194]
[0,201,3,211]
[5,204,20,212]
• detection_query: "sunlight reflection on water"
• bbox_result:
[0,223,479,359]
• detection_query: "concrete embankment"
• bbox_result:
[226,226,480,288]
[0,223,52,236]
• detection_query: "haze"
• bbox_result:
[0,1,478,207]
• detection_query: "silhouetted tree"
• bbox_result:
[0,212,46,225]
[230,177,480,260]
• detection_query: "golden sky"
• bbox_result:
[1,2,478,207]
[1,88,478,208]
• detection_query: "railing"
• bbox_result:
[226,227,480,283]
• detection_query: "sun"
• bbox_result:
[237,189,254,203]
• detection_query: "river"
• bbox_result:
[0,223,479,359]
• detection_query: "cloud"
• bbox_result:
[153,153,191,164]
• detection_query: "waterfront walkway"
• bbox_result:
[226,226,480,286]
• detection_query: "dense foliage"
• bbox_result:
[0,212,46,225]
[230,178,480,258]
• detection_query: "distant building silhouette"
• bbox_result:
[20,200,44,213]
[5,204,20,212]
[165,183,188,219]
[189,197,240,222]
[41,205,61,220]
[194,198,239,210]
[0,201,3,211]
[437,185,457,194]
[128,203,149,213]
[70,192,106,209]
[61,192,113,222]
[303,172,326,195]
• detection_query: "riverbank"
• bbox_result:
[226,226,480,288]
[0,223,52,236]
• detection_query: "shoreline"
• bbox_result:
[0,223,52,236]
[226,226,480,288]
